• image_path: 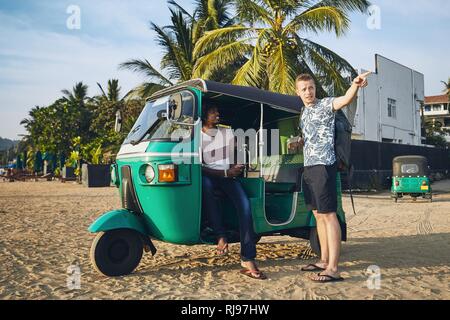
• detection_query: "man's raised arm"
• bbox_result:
[333,71,372,111]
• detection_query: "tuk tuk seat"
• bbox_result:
[260,154,304,193]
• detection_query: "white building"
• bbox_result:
[423,94,450,142]
[348,54,424,146]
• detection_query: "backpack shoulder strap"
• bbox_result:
[348,164,356,215]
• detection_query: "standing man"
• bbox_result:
[294,72,370,282]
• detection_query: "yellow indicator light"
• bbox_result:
[158,164,177,182]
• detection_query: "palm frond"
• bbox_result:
[167,0,193,19]
[119,59,173,86]
[96,83,107,99]
[193,25,258,58]
[124,82,167,100]
[312,0,371,13]
[285,6,349,36]
[234,0,274,27]
[193,39,254,78]
[232,31,270,88]
[300,37,356,95]
[267,41,298,94]
[150,22,190,80]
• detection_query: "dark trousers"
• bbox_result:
[202,175,256,261]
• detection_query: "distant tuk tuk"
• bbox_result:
[391,155,432,203]
[88,79,347,277]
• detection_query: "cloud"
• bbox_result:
[0,6,167,139]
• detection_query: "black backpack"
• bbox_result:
[335,109,353,172]
[299,107,356,215]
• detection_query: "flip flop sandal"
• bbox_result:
[301,264,326,272]
[216,243,229,256]
[311,273,344,283]
[240,268,267,280]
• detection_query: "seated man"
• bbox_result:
[201,104,266,280]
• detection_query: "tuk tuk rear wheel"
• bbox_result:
[309,227,321,256]
[90,229,143,277]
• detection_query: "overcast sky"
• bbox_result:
[1,0,449,139]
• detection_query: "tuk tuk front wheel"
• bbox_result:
[90,229,143,277]
[309,227,321,256]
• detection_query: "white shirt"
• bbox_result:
[201,127,234,171]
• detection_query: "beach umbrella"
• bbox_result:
[50,153,57,172]
[23,152,28,170]
[34,151,42,173]
[59,153,66,169]
[16,155,23,170]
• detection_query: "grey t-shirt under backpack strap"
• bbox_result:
[300,97,336,167]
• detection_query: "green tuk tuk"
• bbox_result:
[88,79,347,277]
[391,155,432,203]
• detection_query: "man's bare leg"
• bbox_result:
[311,212,341,280]
[313,211,329,269]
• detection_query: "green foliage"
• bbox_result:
[66,151,79,168]
[193,0,370,95]
[424,118,450,148]
[120,0,239,98]
[20,79,146,168]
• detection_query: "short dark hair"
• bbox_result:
[201,104,218,121]
[296,74,315,84]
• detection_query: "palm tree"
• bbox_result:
[193,0,370,96]
[93,79,127,129]
[120,0,234,98]
[61,82,92,142]
[91,80,146,151]
[441,78,450,96]
[62,82,89,105]
[97,79,121,102]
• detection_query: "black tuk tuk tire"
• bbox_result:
[90,229,143,277]
[309,227,321,256]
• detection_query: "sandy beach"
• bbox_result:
[0,180,449,300]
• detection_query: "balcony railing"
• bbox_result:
[423,109,450,116]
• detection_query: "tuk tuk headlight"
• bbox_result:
[144,165,155,183]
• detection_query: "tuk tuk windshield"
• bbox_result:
[401,164,419,174]
[123,91,196,145]
[123,96,168,145]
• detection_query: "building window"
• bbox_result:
[444,118,450,128]
[424,105,431,112]
[432,104,442,111]
[388,98,397,118]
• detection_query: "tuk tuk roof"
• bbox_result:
[149,79,303,114]
[392,155,428,177]
[392,155,428,164]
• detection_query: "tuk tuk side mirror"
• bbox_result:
[165,92,198,127]
[167,93,183,121]
[114,110,122,132]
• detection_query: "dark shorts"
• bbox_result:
[302,162,337,214]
